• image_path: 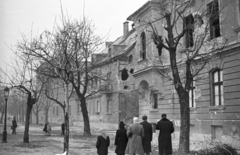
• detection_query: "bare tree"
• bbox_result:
[140,0,230,154]
[2,43,48,143]
[26,15,103,126]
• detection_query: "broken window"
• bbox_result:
[130,68,134,74]
[140,32,146,60]
[184,14,194,48]
[207,0,221,39]
[121,68,129,81]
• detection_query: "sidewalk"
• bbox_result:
[0,123,116,155]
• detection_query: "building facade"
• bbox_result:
[85,0,240,148]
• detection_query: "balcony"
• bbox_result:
[99,83,113,94]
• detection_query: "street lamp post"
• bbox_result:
[2,87,10,143]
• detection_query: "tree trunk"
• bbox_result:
[63,82,69,155]
[36,110,39,124]
[22,105,25,122]
[30,110,32,124]
[23,102,33,143]
[177,91,190,154]
[80,97,91,136]
[168,45,190,154]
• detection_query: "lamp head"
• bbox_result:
[4,87,9,98]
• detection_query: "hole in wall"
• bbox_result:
[121,68,129,81]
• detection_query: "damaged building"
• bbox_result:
[85,0,240,148]
[39,0,240,149]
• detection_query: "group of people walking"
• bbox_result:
[96,114,174,155]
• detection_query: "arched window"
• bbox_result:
[140,32,146,60]
[210,69,224,106]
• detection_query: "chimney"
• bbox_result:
[105,42,113,48]
[123,21,129,36]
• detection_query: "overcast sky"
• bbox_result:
[0,0,147,72]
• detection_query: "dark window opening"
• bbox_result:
[153,94,158,109]
[140,32,146,60]
[107,72,111,81]
[124,85,128,89]
[130,68,134,74]
[184,14,194,48]
[128,55,133,63]
[121,68,129,81]
[208,0,221,39]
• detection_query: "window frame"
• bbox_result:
[210,69,224,106]
[107,99,111,114]
[207,0,221,40]
[96,101,100,114]
[184,14,194,48]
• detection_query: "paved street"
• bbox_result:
[0,123,116,155]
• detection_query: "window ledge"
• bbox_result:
[190,107,196,111]
[106,113,112,115]
[149,109,159,112]
[209,105,225,111]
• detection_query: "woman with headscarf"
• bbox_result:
[115,121,128,155]
[125,117,144,155]
[96,129,110,155]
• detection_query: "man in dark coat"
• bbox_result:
[156,114,174,155]
[12,117,17,134]
[115,121,128,155]
[140,115,153,155]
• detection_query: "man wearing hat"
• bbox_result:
[156,114,174,155]
[140,115,152,155]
